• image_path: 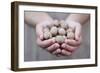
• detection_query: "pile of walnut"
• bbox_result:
[43,20,75,44]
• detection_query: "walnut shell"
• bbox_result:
[55,35,65,43]
[63,35,67,39]
[60,20,68,29]
[53,19,59,26]
[50,26,58,36]
[43,23,53,29]
[67,31,74,39]
[43,27,49,32]
[66,28,73,33]
[58,28,66,35]
[43,31,52,39]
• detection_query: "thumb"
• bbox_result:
[36,24,43,40]
[75,24,81,41]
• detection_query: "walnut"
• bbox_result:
[58,28,66,35]
[66,28,73,33]
[43,28,49,32]
[55,35,65,43]
[60,20,68,29]
[41,20,76,56]
[67,31,74,39]
[63,35,67,39]
[43,23,53,29]
[50,26,58,36]
[53,19,59,26]
[43,31,52,39]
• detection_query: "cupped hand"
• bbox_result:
[60,21,82,56]
[36,20,61,54]
[36,20,82,56]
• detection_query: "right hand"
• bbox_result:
[60,21,82,56]
[36,20,60,54]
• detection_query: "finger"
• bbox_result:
[37,38,55,48]
[46,43,60,52]
[61,43,78,52]
[36,24,43,40]
[75,24,81,40]
[61,49,72,56]
[52,48,62,56]
[62,43,78,52]
[65,37,82,46]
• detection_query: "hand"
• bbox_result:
[60,21,82,56]
[36,20,60,54]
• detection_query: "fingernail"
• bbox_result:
[57,49,61,53]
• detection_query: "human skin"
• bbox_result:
[25,12,90,56]
[25,12,60,54]
[58,14,90,56]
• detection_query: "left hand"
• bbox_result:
[61,21,82,56]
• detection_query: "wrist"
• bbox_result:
[37,20,53,27]
[35,15,53,24]
[65,20,81,25]
[65,20,82,32]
